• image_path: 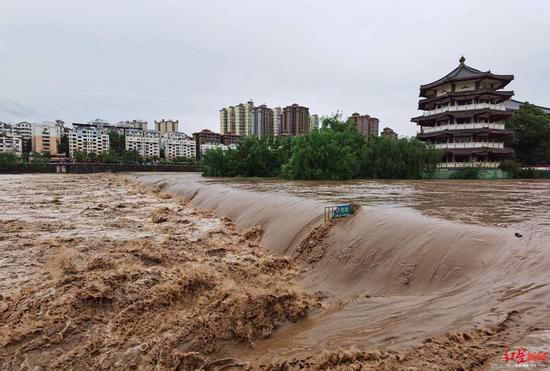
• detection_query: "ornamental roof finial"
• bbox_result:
[459,55,466,65]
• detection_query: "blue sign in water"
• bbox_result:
[324,204,355,222]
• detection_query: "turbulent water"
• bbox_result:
[1,172,549,369]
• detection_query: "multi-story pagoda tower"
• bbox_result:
[411,56,514,168]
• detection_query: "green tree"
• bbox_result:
[108,131,126,156]
[58,134,70,157]
[121,149,143,164]
[506,103,550,165]
[0,152,18,170]
[359,137,441,179]
[73,150,90,163]
[281,124,365,180]
[98,150,119,163]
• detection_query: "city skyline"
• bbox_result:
[1,0,549,137]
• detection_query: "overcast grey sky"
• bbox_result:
[1,0,549,136]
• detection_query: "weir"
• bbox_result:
[129,173,550,364]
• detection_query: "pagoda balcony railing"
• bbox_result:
[422,103,506,117]
[437,161,501,168]
[418,122,505,134]
[434,142,504,149]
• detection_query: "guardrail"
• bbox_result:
[324,204,357,223]
[418,122,505,134]
[437,162,501,168]
[423,103,506,117]
[434,142,504,149]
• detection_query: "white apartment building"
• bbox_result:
[273,107,283,135]
[69,123,110,156]
[162,132,196,159]
[0,134,23,156]
[126,129,161,158]
[14,122,32,142]
[199,143,236,157]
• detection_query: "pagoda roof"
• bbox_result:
[419,57,513,96]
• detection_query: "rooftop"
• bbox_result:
[419,56,513,96]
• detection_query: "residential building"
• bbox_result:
[69,123,110,156]
[221,132,242,145]
[155,119,179,136]
[192,129,224,158]
[125,129,161,158]
[348,113,379,136]
[282,104,310,136]
[14,122,32,153]
[309,114,320,130]
[162,132,196,159]
[32,121,61,155]
[199,143,236,157]
[273,107,283,135]
[118,120,148,131]
[251,104,274,137]
[219,101,254,136]
[411,56,514,168]
[0,122,13,136]
[0,133,23,156]
[380,127,398,140]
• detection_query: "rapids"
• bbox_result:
[132,173,550,366]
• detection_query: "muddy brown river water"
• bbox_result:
[1,173,549,370]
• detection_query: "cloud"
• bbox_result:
[0,98,36,118]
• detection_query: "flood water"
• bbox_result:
[199,175,550,236]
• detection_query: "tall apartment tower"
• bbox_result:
[155,119,179,136]
[309,114,320,130]
[272,107,283,135]
[219,101,254,136]
[411,56,514,168]
[348,113,379,136]
[282,104,310,136]
[251,104,275,137]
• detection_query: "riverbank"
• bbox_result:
[1,173,549,369]
[0,163,200,174]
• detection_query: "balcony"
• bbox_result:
[437,162,501,168]
[423,103,506,117]
[434,142,504,149]
[419,122,505,134]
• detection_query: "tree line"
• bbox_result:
[202,115,442,180]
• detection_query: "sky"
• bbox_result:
[1,0,549,137]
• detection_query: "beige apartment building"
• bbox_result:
[348,113,379,136]
[119,120,148,131]
[32,121,61,155]
[219,101,254,136]
[154,119,179,136]
[380,127,398,140]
